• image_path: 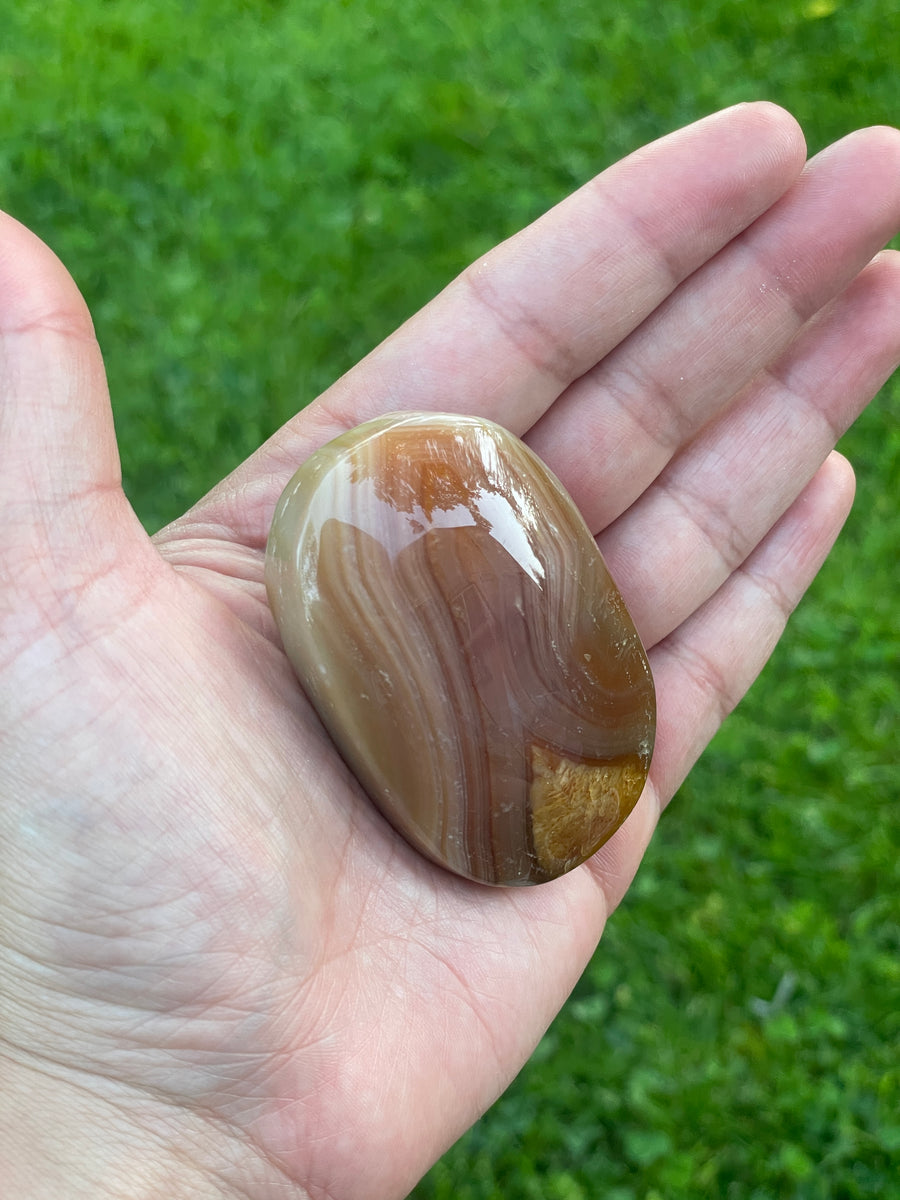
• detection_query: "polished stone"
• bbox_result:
[266,412,655,885]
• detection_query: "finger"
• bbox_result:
[0,214,135,552]
[648,452,855,805]
[581,452,855,914]
[172,103,805,547]
[528,125,900,531]
[0,213,151,614]
[600,250,900,648]
[0,215,116,501]
[315,103,804,431]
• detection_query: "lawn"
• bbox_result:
[1,1,897,1196]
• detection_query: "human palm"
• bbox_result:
[2,105,899,1199]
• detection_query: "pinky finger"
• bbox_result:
[647,450,856,808]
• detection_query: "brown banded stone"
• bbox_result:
[266,412,655,885]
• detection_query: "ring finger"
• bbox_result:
[598,250,900,650]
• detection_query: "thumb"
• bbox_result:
[0,211,142,573]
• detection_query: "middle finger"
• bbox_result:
[527,126,900,533]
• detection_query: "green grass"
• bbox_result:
[2,1,898,1196]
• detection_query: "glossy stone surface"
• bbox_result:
[266,413,655,885]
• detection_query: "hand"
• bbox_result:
[2,103,899,1200]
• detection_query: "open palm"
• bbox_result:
[3,104,899,1200]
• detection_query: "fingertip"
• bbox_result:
[788,452,857,570]
[709,100,807,171]
[810,123,900,167]
[844,123,900,154]
[820,448,857,516]
[805,127,900,233]
[0,210,122,543]
[866,246,900,292]
[736,99,806,141]
[0,209,96,342]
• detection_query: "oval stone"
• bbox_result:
[266,412,655,885]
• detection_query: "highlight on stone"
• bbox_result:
[266,412,656,885]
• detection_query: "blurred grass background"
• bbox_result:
[1,0,897,1196]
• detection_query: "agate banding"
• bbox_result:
[266,412,655,886]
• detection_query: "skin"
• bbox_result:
[1,102,899,1199]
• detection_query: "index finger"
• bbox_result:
[176,102,805,547]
